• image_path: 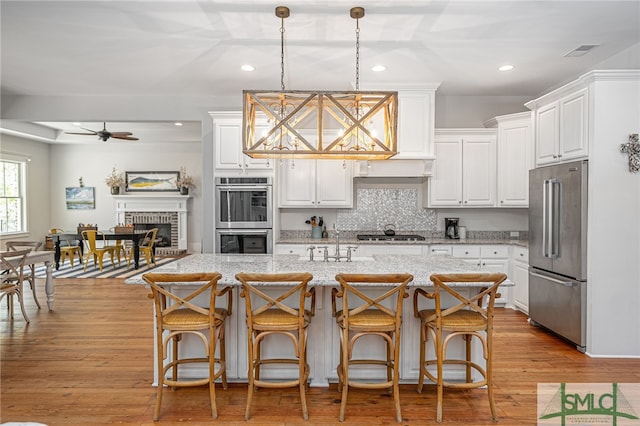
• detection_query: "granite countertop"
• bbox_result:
[277,237,528,248]
[125,253,511,287]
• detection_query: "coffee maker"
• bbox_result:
[445,218,460,239]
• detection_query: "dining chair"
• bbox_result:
[5,241,43,309]
[49,228,82,268]
[413,272,507,423]
[134,228,158,269]
[142,272,232,421]
[81,230,116,271]
[106,227,127,266]
[235,272,316,420]
[331,273,414,423]
[0,249,32,322]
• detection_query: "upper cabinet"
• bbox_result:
[278,159,354,208]
[355,85,439,178]
[485,112,533,207]
[526,87,589,166]
[211,111,273,172]
[428,129,497,207]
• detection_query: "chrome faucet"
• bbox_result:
[321,226,356,262]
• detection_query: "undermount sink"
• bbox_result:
[297,256,375,263]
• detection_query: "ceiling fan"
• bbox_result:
[65,122,139,141]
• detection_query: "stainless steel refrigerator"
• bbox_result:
[528,159,587,352]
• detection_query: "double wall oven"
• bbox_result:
[215,177,273,254]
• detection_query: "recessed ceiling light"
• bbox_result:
[174,122,183,126]
[372,65,386,72]
[72,122,81,126]
[241,64,255,72]
[498,65,514,72]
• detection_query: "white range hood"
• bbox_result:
[354,158,435,177]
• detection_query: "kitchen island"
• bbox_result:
[126,253,511,387]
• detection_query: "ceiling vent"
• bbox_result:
[564,45,599,57]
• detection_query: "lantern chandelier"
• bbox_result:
[242,6,398,160]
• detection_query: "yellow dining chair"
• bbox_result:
[142,272,232,421]
[81,230,117,271]
[331,273,413,423]
[106,227,127,266]
[50,228,81,268]
[413,272,507,423]
[5,241,43,309]
[136,228,158,269]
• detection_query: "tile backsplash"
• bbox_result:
[336,188,437,231]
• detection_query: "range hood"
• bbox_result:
[354,158,435,177]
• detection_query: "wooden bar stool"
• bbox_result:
[235,272,316,420]
[331,273,414,423]
[413,272,507,423]
[142,272,232,421]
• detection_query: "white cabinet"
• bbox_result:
[357,244,423,256]
[428,129,497,207]
[211,112,272,171]
[278,159,353,208]
[511,246,529,314]
[395,89,437,159]
[485,112,532,207]
[427,245,453,255]
[530,87,588,166]
[451,245,510,306]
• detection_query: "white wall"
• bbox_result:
[435,95,531,127]
[587,76,640,357]
[0,134,50,247]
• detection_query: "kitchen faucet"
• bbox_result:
[318,225,356,262]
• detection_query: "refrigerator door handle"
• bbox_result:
[543,179,552,258]
[546,178,560,259]
[530,271,575,287]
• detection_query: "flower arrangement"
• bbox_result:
[176,166,195,189]
[104,166,124,188]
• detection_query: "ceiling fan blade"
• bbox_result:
[110,132,134,136]
[65,131,97,135]
[113,135,139,141]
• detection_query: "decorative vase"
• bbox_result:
[180,187,189,195]
[110,186,120,195]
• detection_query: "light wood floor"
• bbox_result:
[2,278,638,426]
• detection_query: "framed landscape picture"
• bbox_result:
[65,186,95,209]
[125,171,180,192]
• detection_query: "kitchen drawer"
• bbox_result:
[480,246,509,258]
[428,245,452,255]
[512,246,529,262]
[452,246,481,258]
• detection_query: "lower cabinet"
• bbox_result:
[511,246,529,314]
[451,245,511,307]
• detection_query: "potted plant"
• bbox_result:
[177,166,195,195]
[105,166,124,195]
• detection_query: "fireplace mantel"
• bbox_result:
[113,194,190,251]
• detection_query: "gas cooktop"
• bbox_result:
[356,234,426,241]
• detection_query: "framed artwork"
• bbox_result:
[65,187,95,209]
[125,171,180,192]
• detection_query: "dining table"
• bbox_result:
[1,250,55,310]
[50,231,147,270]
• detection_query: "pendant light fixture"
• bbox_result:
[242,6,398,160]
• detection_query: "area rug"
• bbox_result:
[34,255,188,279]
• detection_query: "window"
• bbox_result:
[0,158,26,234]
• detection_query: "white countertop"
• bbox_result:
[125,253,508,287]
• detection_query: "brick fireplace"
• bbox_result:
[113,195,189,254]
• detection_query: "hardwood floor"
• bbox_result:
[2,278,638,425]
